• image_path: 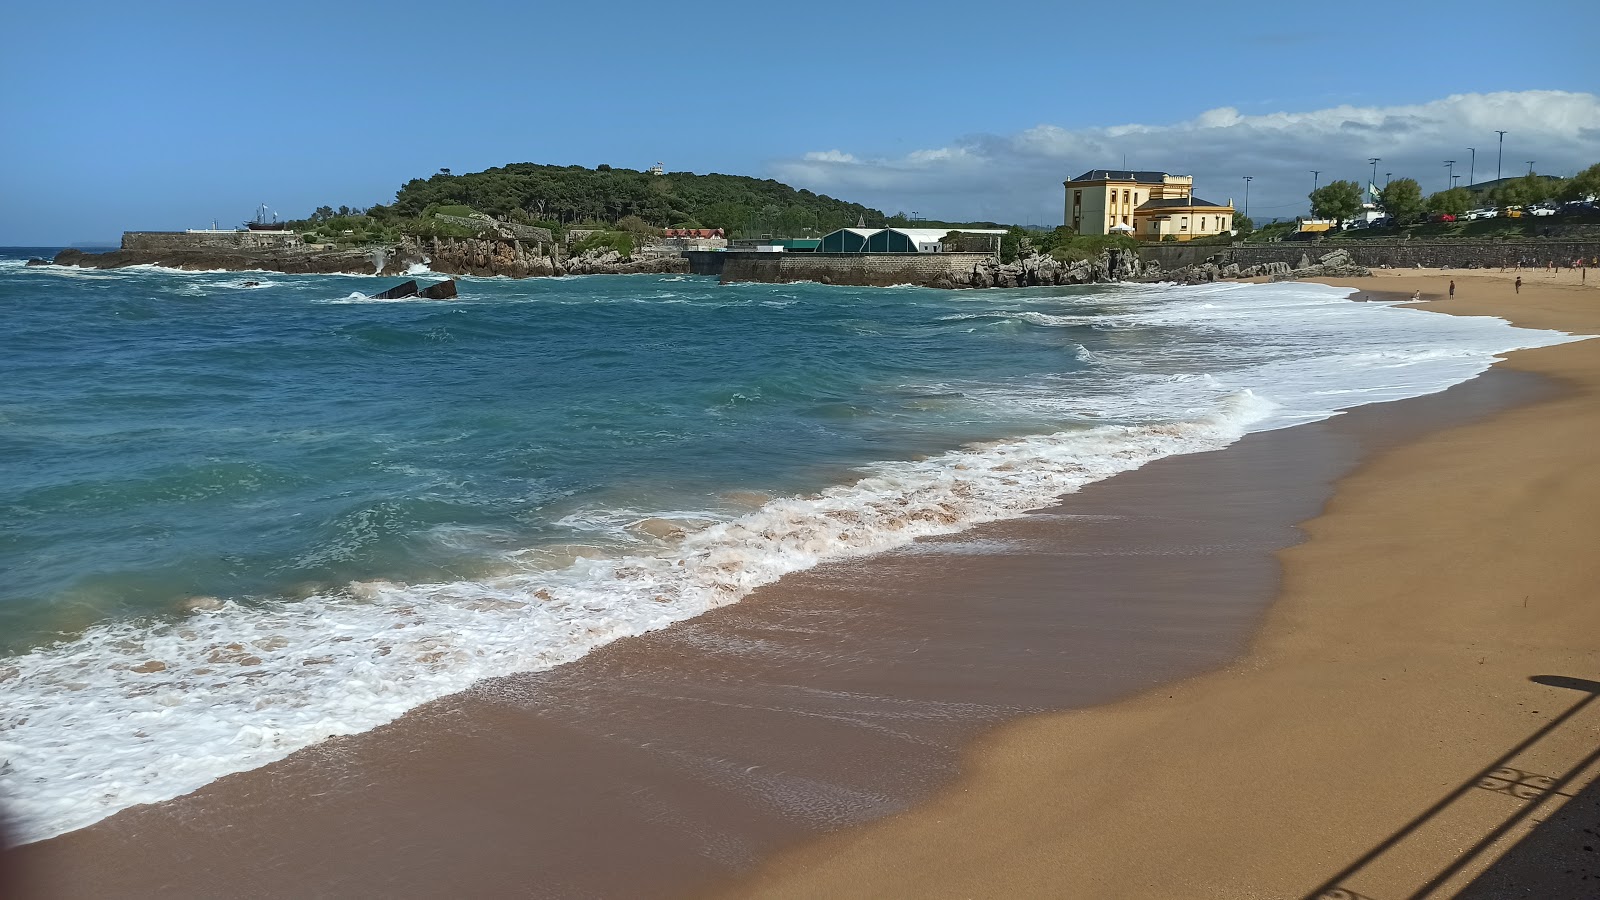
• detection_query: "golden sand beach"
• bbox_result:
[8,272,1595,900]
[721,271,1600,899]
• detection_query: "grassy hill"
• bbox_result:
[380,163,887,239]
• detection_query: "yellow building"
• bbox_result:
[1063,169,1234,241]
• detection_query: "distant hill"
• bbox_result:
[381,163,887,238]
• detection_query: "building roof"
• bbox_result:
[890,227,1006,242]
[1136,196,1232,211]
[1068,169,1171,184]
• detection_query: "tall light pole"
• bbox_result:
[1452,175,1462,190]
[1385,172,1392,187]
[1242,176,1252,217]
[1368,158,1381,201]
[1495,130,1508,182]
[1467,148,1476,186]
[1444,160,1455,192]
[1527,161,1536,176]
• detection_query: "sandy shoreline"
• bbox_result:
[719,271,1600,899]
[7,272,1597,898]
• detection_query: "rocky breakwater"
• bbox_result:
[1156,248,1371,284]
[952,247,1148,288]
[45,244,416,276]
[44,235,692,280]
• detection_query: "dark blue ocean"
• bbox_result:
[0,248,1576,842]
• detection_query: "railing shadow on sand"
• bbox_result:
[1305,675,1600,900]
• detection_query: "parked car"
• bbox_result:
[1432,213,1457,223]
[1530,206,1557,217]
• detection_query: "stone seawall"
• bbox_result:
[1140,239,1600,272]
[720,252,994,288]
[122,231,305,251]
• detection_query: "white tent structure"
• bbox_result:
[819,226,1007,254]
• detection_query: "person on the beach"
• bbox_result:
[1515,276,1522,294]
[1449,280,1456,299]
[1412,290,1422,302]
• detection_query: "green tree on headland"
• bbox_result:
[1309,180,1363,224]
[1377,178,1425,224]
[1231,213,1254,236]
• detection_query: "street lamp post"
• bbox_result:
[1467,148,1475,186]
[1527,161,1536,176]
[1385,172,1392,187]
[1242,176,1252,217]
[1495,130,1508,182]
[1444,160,1455,192]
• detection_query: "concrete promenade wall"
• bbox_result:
[122,231,305,252]
[719,251,993,287]
[1140,240,1600,272]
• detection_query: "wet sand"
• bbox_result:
[10,274,1596,899]
[719,272,1600,899]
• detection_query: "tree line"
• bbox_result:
[1308,162,1600,225]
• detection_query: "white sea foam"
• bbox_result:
[0,281,1585,845]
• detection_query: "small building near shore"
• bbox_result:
[1133,196,1235,241]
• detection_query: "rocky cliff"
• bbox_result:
[1152,247,1371,284]
[417,238,688,278]
[955,248,1149,288]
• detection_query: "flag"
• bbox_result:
[1370,182,1382,198]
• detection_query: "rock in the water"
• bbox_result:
[418,279,458,300]
[25,257,49,266]
[370,280,419,300]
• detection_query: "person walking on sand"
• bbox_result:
[1449,280,1456,299]
[1515,276,1522,294]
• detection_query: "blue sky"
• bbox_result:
[2,0,1596,243]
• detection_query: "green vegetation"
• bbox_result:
[1378,178,1425,224]
[1425,187,1474,217]
[1309,180,1363,224]
[568,230,635,256]
[387,163,884,238]
[1232,213,1254,236]
[998,226,1137,263]
[1565,163,1600,202]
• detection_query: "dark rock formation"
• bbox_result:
[418,280,458,300]
[370,280,421,300]
[25,258,49,266]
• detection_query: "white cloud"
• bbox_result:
[802,150,859,163]
[769,91,1600,224]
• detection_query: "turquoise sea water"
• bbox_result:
[0,248,1580,842]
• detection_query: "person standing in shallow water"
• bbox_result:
[1449,280,1456,299]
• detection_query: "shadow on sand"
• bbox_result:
[1306,675,1600,900]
